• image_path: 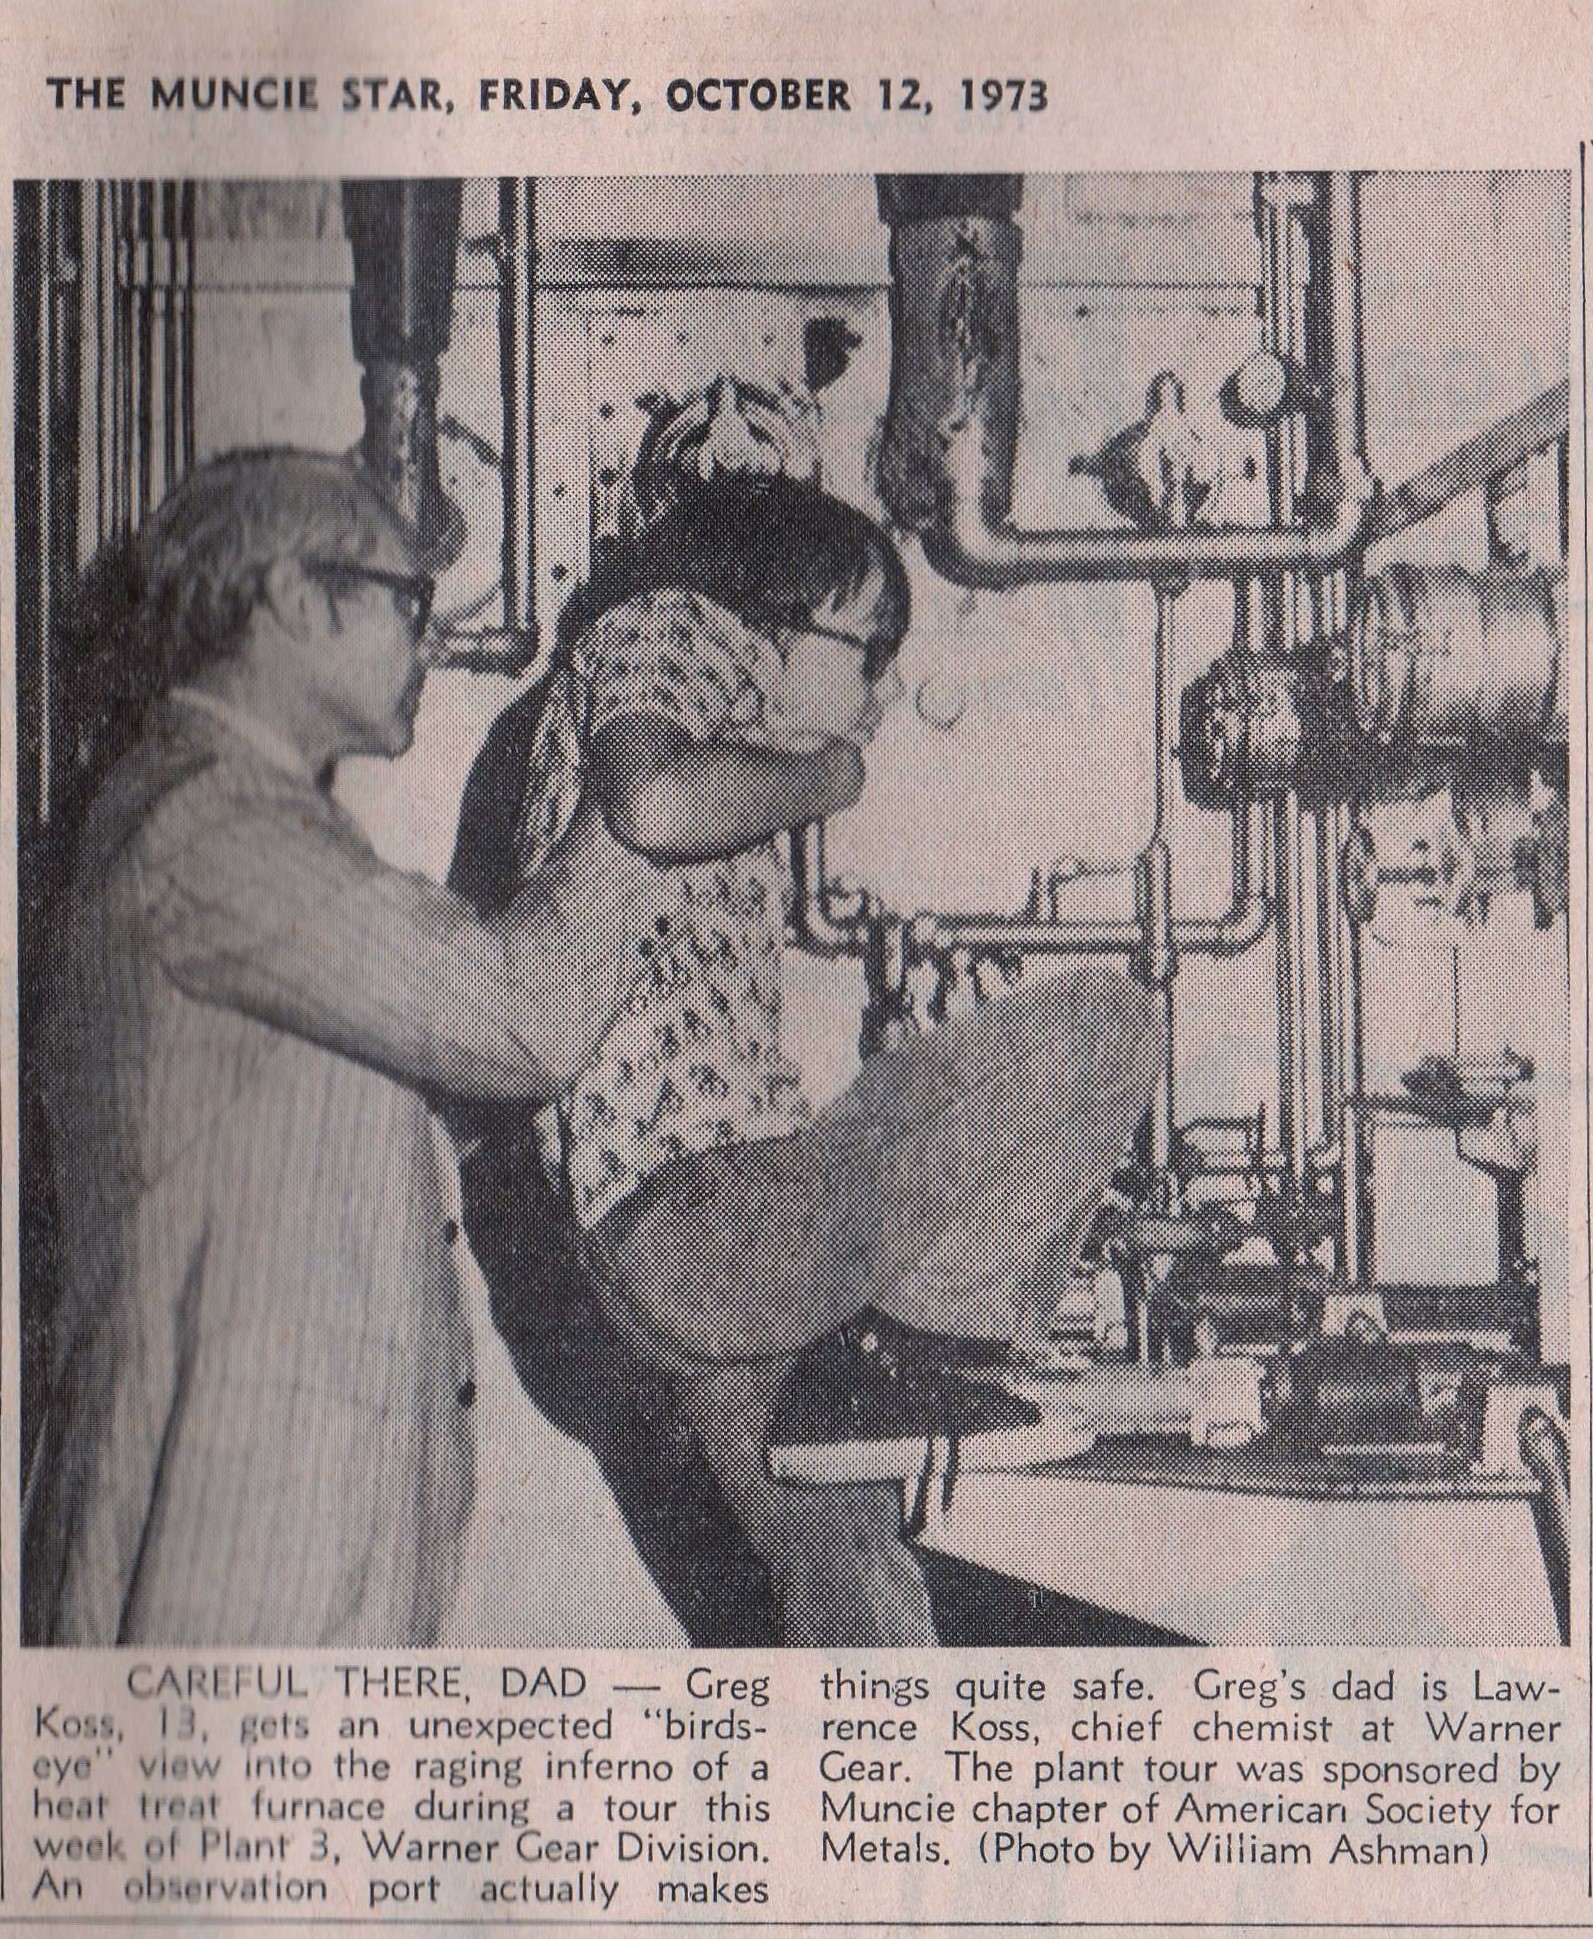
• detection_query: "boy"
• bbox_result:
[473,475,1162,1645]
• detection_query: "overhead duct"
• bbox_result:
[874,174,1023,536]
[342,180,465,565]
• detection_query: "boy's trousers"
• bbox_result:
[583,964,1165,1647]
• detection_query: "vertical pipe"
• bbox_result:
[134,181,154,523]
[1152,975,1176,1191]
[94,182,111,547]
[1274,794,1313,1214]
[499,179,536,644]
[1304,185,1369,1224]
[1143,587,1178,1196]
[159,182,178,502]
[1315,804,1341,1143]
[52,183,83,804]
[178,183,196,475]
[1257,187,1287,653]
[1152,586,1175,840]
[1335,800,1369,1281]
[1260,180,1313,1215]
[116,182,134,539]
[1280,199,1304,643]
[1314,566,1351,1158]
[34,185,54,828]
[1237,801,1262,903]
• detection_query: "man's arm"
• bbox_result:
[145,770,672,1103]
[590,713,864,864]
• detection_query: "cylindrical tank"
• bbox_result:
[1351,562,1564,751]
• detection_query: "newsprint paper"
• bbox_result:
[0,0,1590,1932]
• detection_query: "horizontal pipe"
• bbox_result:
[899,172,1373,588]
[919,889,1272,961]
[924,457,1369,588]
[425,629,538,673]
[790,793,1272,965]
[1364,379,1569,549]
[924,913,1140,954]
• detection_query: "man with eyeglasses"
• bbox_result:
[23,448,689,1647]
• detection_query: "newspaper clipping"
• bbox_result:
[0,0,1588,1931]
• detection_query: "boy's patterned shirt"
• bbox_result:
[514,589,814,1227]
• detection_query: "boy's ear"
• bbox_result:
[260,557,319,641]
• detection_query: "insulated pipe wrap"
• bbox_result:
[876,177,1023,535]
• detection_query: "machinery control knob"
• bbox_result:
[1179,652,1307,806]
[1219,351,1318,429]
[1341,816,1472,927]
[1071,372,1221,532]
[1341,782,1565,930]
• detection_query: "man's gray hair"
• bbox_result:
[138,448,414,686]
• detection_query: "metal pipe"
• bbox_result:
[1364,379,1570,548]
[923,449,1371,588]
[1138,841,1177,1178]
[1314,571,1353,1173]
[35,186,55,826]
[1263,188,1312,1222]
[883,173,1374,589]
[1234,799,1259,906]
[1175,889,1272,956]
[179,183,196,475]
[102,184,119,541]
[788,665,1269,970]
[1315,806,1341,1147]
[1274,794,1313,1212]
[788,822,870,958]
[1519,1408,1571,1645]
[117,182,134,542]
[342,180,464,556]
[134,182,154,525]
[913,878,1272,961]
[1305,173,1374,520]
[1340,1097,1368,1281]
[841,798,1272,962]
[788,618,1269,965]
[160,182,179,501]
[922,914,1141,956]
[1141,587,1179,1186]
[1152,585,1175,840]
[498,179,536,646]
[86,182,106,552]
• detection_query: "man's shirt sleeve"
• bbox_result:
[140,762,568,1100]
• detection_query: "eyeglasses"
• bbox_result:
[792,621,877,654]
[304,558,435,642]
[773,617,899,687]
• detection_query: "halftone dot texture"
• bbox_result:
[22,173,1571,1652]
[583,967,1163,1645]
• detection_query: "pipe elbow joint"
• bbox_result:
[922,515,1010,591]
[1212,891,1273,956]
[1176,891,1272,959]
[1300,473,1375,570]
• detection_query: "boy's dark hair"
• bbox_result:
[559,475,910,683]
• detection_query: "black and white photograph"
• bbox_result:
[13,168,1573,1653]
